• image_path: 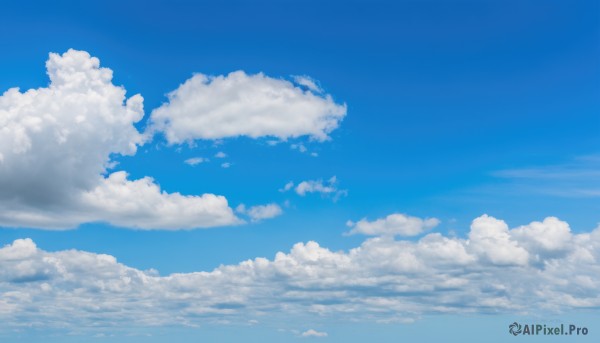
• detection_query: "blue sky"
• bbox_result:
[0,1,599,342]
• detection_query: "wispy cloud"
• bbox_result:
[492,154,600,197]
[184,157,207,166]
[281,176,347,201]
[301,329,328,338]
[236,203,283,222]
[293,75,323,93]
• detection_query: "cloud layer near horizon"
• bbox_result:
[1,214,598,331]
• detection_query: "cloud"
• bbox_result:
[221,162,232,169]
[492,154,600,198]
[214,151,227,158]
[1,215,599,331]
[511,217,573,259]
[149,71,347,144]
[468,215,529,266]
[346,213,440,237]
[0,49,240,230]
[81,172,241,230]
[280,182,295,192]
[291,143,308,153]
[184,157,207,166]
[236,203,283,222]
[293,75,322,93]
[301,329,328,338]
[283,176,347,201]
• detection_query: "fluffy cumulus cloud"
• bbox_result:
[81,172,240,229]
[1,215,599,331]
[468,215,529,265]
[149,71,347,144]
[0,49,239,229]
[346,213,440,237]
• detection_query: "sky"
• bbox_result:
[0,0,599,342]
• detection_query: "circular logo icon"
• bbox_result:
[509,322,522,336]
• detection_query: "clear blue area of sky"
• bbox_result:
[0,1,598,341]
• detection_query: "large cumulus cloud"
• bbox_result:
[0,49,239,229]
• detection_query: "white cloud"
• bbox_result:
[295,177,337,196]
[283,176,347,201]
[149,71,347,144]
[346,213,440,237]
[0,49,240,230]
[293,75,322,93]
[291,143,308,153]
[236,203,283,222]
[290,143,318,156]
[221,162,232,168]
[492,154,600,198]
[81,171,241,229]
[1,215,599,331]
[511,217,573,260]
[280,181,295,192]
[467,215,529,266]
[301,329,328,338]
[214,151,227,158]
[184,157,207,166]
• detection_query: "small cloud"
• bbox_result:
[236,203,283,222]
[291,143,319,156]
[346,213,440,237]
[221,162,232,168]
[279,181,295,192]
[283,176,347,201]
[301,329,328,338]
[214,151,227,158]
[184,157,207,166]
[293,75,323,93]
[291,143,308,153]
